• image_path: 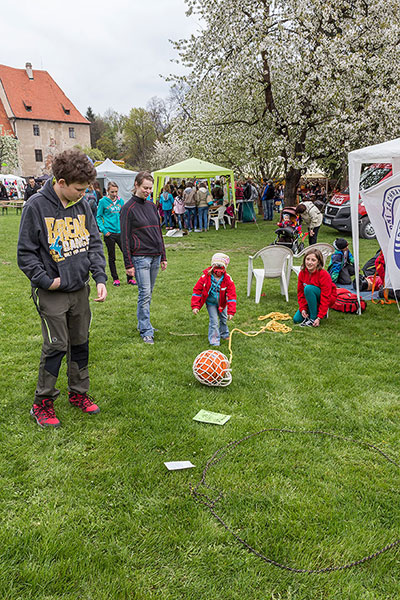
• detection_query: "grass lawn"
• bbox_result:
[1,211,400,600]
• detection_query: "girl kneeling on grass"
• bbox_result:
[293,249,337,328]
[191,253,236,346]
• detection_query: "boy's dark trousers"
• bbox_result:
[337,264,355,284]
[33,286,91,403]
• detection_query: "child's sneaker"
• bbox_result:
[30,399,61,428]
[68,392,100,414]
[113,279,121,286]
[300,318,315,327]
[128,279,137,285]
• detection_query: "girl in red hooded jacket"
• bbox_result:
[293,248,337,327]
[191,252,236,346]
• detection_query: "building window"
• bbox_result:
[62,105,71,115]
[33,124,40,136]
[35,149,43,162]
[69,127,75,139]
[23,101,32,112]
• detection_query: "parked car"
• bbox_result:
[323,163,392,239]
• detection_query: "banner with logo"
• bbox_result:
[361,171,400,290]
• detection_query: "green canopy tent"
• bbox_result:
[153,157,236,209]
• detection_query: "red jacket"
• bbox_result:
[191,268,237,315]
[375,251,385,282]
[297,268,337,319]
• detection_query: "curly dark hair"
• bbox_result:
[52,149,96,185]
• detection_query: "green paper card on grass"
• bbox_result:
[193,409,231,425]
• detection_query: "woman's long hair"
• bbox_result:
[300,249,324,271]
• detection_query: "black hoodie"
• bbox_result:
[17,178,107,292]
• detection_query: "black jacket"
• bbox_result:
[24,184,40,202]
[0,183,8,199]
[17,178,107,291]
[120,195,166,268]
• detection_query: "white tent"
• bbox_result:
[95,159,137,202]
[349,138,400,311]
[0,174,26,198]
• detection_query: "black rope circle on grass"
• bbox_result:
[190,428,400,574]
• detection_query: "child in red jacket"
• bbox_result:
[191,252,236,346]
[293,248,337,327]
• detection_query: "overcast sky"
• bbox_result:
[2,0,199,117]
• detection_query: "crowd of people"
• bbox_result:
[155,179,231,232]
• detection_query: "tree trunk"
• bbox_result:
[284,167,302,206]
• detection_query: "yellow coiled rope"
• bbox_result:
[228,313,292,364]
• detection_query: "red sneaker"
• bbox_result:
[128,279,137,285]
[69,392,100,414]
[30,399,61,428]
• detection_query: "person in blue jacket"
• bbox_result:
[327,238,355,284]
[97,181,136,286]
[159,185,174,229]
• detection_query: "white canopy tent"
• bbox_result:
[349,138,400,311]
[95,159,137,202]
[0,174,26,198]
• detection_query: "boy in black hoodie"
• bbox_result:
[18,150,107,428]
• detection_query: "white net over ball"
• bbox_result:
[193,349,232,387]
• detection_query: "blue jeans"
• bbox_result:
[262,199,274,220]
[185,207,197,231]
[206,304,229,346]
[176,214,184,230]
[132,255,161,338]
[163,209,173,228]
[198,206,209,230]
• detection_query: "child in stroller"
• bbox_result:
[273,207,304,254]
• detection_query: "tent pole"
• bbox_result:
[230,172,236,210]
[349,158,362,314]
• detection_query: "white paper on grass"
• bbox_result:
[164,461,195,471]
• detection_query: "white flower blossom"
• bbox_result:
[168,0,400,200]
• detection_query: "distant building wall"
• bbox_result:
[14,120,91,176]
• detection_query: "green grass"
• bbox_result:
[1,212,400,599]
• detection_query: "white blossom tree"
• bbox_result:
[0,128,19,174]
[170,0,400,202]
[151,139,189,170]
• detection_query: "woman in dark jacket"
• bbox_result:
[120,171,167,344]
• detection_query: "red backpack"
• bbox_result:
[332,288,367,313]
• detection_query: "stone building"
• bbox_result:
[0,62,90,176]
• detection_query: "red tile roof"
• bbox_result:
[0,64,89,124]
[0,99,13,135]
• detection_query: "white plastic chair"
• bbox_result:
[209,206,226,231]
[247,246,294,303]
[290,243,335,280]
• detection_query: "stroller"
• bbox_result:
[272,207,304,254]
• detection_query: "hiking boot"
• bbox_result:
[300,318,315,327]
[68,392,100,414]
[142,336,154,344]
[113,279,121,286]
[127,278,137,285]
[30,399,61,428]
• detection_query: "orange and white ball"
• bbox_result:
[193,349,232,387]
